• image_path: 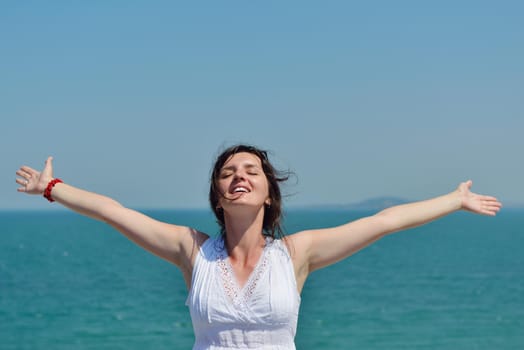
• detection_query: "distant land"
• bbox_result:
[340,196,410,210]
[291,196,522,211]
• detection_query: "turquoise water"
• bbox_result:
[1,209,523,349]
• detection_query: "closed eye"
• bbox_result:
[220,172,233,179]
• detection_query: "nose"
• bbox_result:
[233,170,246,181]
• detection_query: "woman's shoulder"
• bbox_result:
[277,233,311,270]
[281,231,311,250]
[196,233,228,260]
[270,234,304,259]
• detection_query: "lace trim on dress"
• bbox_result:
[215,237,272,306]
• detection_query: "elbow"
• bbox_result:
[372,210,401,236]
[96,198,125,223]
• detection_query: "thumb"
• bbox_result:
[43,156,54,178]
[458,179,473,194]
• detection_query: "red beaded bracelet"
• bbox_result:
[43,178,63,202]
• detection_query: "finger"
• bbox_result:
[16,170,27,179]
[487,201,502,208]
[19,169,40,182]
[483,200,502,209]
[20,165,38,174]
[483,210,499,216]
[16,170,38,182]
[16,169,32,178]
[19,166,42,180]
[486,203,502,211]
[482,204,502,215]
[43,156,54,177]
[15,179,28,192]
[15,178,28,186]
[479,195,499,202]
[45,156,53,167]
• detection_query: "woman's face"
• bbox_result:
[216,152,271,211]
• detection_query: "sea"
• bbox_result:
[1,209,523,349]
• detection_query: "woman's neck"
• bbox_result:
[223,206,266,262]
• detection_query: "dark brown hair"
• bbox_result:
[209,144,291,239]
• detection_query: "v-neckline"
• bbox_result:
[216,237,271,305]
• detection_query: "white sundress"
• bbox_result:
[186,236,301,349]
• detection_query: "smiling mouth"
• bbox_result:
[232,186,249,194]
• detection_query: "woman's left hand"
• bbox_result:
[458,180,502,216]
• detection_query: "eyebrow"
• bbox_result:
[220,163,261,172]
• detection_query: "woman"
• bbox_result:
[16,144,501,349]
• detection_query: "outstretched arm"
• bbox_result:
[15,157,206,272]
[292,181,501,277]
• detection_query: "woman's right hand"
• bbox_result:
[16,156,54,195]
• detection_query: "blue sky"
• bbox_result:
[2,1,522,210]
